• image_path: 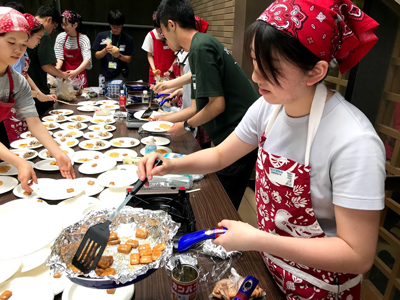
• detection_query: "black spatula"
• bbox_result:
[72,159,163,273]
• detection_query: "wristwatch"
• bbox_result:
[183,120,195,132]
[167,70,173,74]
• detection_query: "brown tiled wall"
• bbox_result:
[188,0,235,51]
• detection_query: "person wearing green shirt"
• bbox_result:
[154,0,259,209]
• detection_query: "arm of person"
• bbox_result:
[164,58,177,77]
[154,98,196,123]
[42,64,68,80]
[147,52,156,73]
[55,58,63,70]
[67,59,90,79]
[152,72,192,93]
[119,54,131,63]
[25,117,75,179]
[27,75,57,102]
[95,48,108,60]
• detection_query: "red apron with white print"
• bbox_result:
[61,32,88,88]
[2,67,28,144]
[255,84,363,299]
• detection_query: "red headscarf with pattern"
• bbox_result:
[62,10,81,24]
[257,0,379,73]
[0,7,30,36]
[23,13,42,30]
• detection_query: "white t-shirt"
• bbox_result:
[235,92,386,237]
[54,32,92,69]
[141,29,161,55]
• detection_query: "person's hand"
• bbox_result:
[163,71,171,77]
[151,115,166,122]
[16,160,38,192]
[67,69,80,79]
[55,153,76,179]
[60,71,69,80]
[38,93,57,102]
[136,152,170,186]
[106,44,113,51]
[213,220,259,252]
[111,48,120,58]
[151,81,171,93]
[168,88,183,103]
[167,122,186,136]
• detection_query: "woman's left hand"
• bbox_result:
[67,69,79,79]
[38,93,57,102]
[55,153,76,179]
[213,219,259,252]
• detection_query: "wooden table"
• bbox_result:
[0,97,284,300]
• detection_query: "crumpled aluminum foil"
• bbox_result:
[198,240,240,259]
[46,207,180,284]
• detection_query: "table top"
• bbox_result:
[0,97,284,300]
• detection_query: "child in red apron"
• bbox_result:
[54,10,91,88]
[0,8,75,192]
[137,1,385,299]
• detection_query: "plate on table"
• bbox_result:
[20,244,52,273]
[53,129,84,139]
[88,124,116,132]
[78,158,116,175]
[49,109,74,116]
[73,177,105,196]
[77,100,98,106]
[66,115,91,123]
[34,159,74,171]
[0,259,21,285]
[90,117,116,125]
[0,161,34,176]
[62,281,134,300]
[78,139,111,151]
[0,199,62,259]
[0,176,18,194]
[0,277,54,300]
[10,138,42,149]
[42,121,60,130]
[104,149,137,162]
[42,115,67,123]
[71,150,104,164]
[83,131,113,140]
[110,137,140,148]
[77,105,97,112]
[141,121,173,133]
[99,104,120,110]
[97,170,138,188]
[140,146,172,156]
[37,179,83,200]
[99,185,133,208]
[96,99,118,106]
[57,196,104,227]
[54,137,79,148]
[10,149,38,160]
[13,178,55,199]
[38,147,74,160]
[141,136,170,146]
[133,110,161,121]
[60,122,88,130]
[20,131,52,139]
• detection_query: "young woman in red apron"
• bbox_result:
[137,1,384,298]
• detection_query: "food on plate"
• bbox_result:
[117,244,132,253]
[51,110,62,114]
[19,143,28,148]
[98,132,109,137]
[136,228,148,239]
[105,105,114,108]
[89,134,94,138]
[104,125,113,130]
[23,191,32,196]
[154,128,160,131]
[107,289,116,294]
[46,151,54,158]
[123,153,128,156]
[152,251,162,261]
[156,149,167,154]
[67,141,75,146]
[48,123,56,128]
[138,244,150,252]
[94,126,100,130]
[69,264,82,274]
[130,253,140,265]
[113,142,122,146]
[67,125,73,129]
[85,143,94,148]
[153,242,166,252]
[60,137,66,142]
[105,119,113,123]
[50,161,58,166]
[96,141,105,147]
[107,238,121,245]
[67,188,74,193]
[140,256,152,264]
[109,231,118,241]
[94,155,99,159]
[97,256,114,269]
[109,182,115,186]
[62,150,69,154]
[26,133,33,138]
[57,133,63,137]
[91,163,97,167]
[139,249,152,257]
[0,181,2,186]
[75,122,83,129]
[119,140,124,143]
[47,118,54,121]
[14,153,19,156]
[29,140,41,147]
[37,199,43,202]
[159,123,171,130]
[78,158,91,162]
[53,271,62,278]
[130,140,136,145]
[0,166,11,173]
[0,290,12,300]
[71,116,85,121]
[126,239,139,248]
[101,268,116,276]
[23,151,35,159]
[94,119,104,123]
[109,152,119,158]
[87,180,95,185]
[56,115,65,121]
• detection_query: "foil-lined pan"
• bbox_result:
[46,207,180,284]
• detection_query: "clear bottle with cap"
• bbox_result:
[142,90,149,104]
[144,136,157,154]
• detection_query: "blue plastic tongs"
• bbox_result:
[178,227,227,253]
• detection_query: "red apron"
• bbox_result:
[2,67,28,143]
[148,30,176,83]
[61,32,88,88]
[256,84,363,299]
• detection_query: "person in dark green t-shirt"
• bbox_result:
[154,0,259,209]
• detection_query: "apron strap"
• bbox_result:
[7,67,13,92]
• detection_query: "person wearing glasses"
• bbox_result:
[92,10,134,84]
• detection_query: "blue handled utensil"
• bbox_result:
[158,98,171,106]
[234,276,259,300]
[178,227,227,253]
[155,93,171,99]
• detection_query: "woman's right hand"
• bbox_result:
[16,160,38,192]
[151,115,166,122]
[136,153,170,184]
[151,81,170,93]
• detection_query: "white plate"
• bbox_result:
[110,137,140,148]
[34,160,74,171]
[37,179,83,200]
[20,131,53,139]
[42,115,67,123]
[96,100,118,106]
[42,121,60,130]
[10,149,38,160]
[74,177,105,197]
[66,115,91,122]
[140,146,172,156]
[54,137,79,148]
[71,150,104,164]
[0,277,54,300]
[99,104,120,110]
[83,131,113,140]
[49,109,74,116]
[53,129,84,139]
[141,136,170,146]
[0,176,19,194]
[90,117,116,125]
[88,124,116,132]
[104,149,138,162]
[13,178,55,199]
[38,147,75,160]
[141,121,173,133]
[0,258,21,285]
[60,122,88,130]
[78,139,111,151]
[133,110,161,121]
[0,161,34,176]
[0,200,62,259]
[20,243,52,273]
[97,170,138,188]
[62,281,134,300]
[77,105,97,112]
[99,186,133,208]
[78,158,116,175]
[10,138,43,149]
[77,100,98,106]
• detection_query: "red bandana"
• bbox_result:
[0,7,30,36]
[257,0,379,74]
[62,10,81,24]
[195,15,209,33]
[23,13,41,30]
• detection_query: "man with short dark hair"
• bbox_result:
[155,0,259,209]
[92,10,134,83]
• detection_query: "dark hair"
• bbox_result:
[156,0,196,30]
[108,10,125,26]
[31,23,44,35]
[245,20,325,86]
[4,2,25,13]
[63,15,85,34]
[36,5,61,25]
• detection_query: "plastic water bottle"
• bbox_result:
[98,74,105,95]
[119,90,126,112]
[142,90,149,104]
[144,136,157,154]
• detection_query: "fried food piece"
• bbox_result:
[60,137,66,142]
[123,153,128,156]
[117,244,132,253]
[113,142,122,146]
[138,244,151,251]
[136,228,148,239]
[107,289,116,294]
[101,268,116,276]
[94,127,100,130]
[91,163,97,167]
[126,239,139,248]
[152,251,163,261]
[67,188,74,193]
[108,231,118,241]
[140,256,152,264]
[159,123,171,130]
[53,271,61,278]
[119,140,124,143]
[130,253,140,265]
[85,143,94,148]
[23,191,31,196]
[78,158,91,162]
[156,149,167,154]
[153,242,166,252]
[139,249,152,257]
[37,199,43,202]
[50,161,58,166]
[97,256,114,269]
[19,143,27,148]
[0,290,12,300]
[89,134,94,138]
[87,180,95,185]
[95,268,105,276]
[94,155,99,159]
[67,141,75,146]
[0,166,11,173]
[107,237,121,245]
[0,181,3,186]
[109,152,119,158]
[69,264,82,274]
[109,182,115,186]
